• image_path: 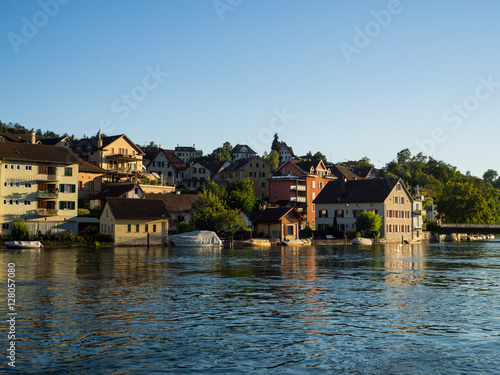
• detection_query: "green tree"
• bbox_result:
[483,169,498,184]
[11,220,30,240]
[312,151,327,164]
[271,133,280,153]
[356,157,372,168]
[263,149,280,170]
[226,179,256,212]
[210,141,233,162]
[355,211,382,236]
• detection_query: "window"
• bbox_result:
[127,225,131,232]
[15,200,19,205]
[16,165,20,170]
[2,223,10,230]
[136,225,140,232]
[24,201,31,206]
[394,196,399,204]
[287,225,294,235]
[64,167,72,176]
[25,165,32,171]
[145,224,149,232]
[336,209,344,218]
[256,163,259,167]
[312,204,315,212]
[3,164,7,170]
[10,165,14,170]
[319,182,323,189]
[153,225,156,232]
[249,172,253,177]
[3,200,6,205]
[3,182,6,187]
[312,192,316,200]
[25,183,31,188]
[401,197,405,204]
[59,201,76,210]
[60,184,76,193]
[261,182,266,188]
[311,181,316,188]
[319,210,328,218]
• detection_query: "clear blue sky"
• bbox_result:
[1,0,500,177]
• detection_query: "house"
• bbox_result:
[100,198,170,245]
[90,182,142,210]
[328,165,363,180]
[143,192,198,232]
[0,142,80,236]
[38,135,74,147]
[78,160,107,209]
[73,131,145,182]
[143,147,187,187]
[232,144,257,160]
[0,131,74,147]
[313,178,414,241]
[204,160,231,181]
[174,144,203,163]
[182,162,211,190]
[352,166,380,179]
[217,156,273,199]
[249,207,304,241]
[279,141,295,163]
[269,159,335,229]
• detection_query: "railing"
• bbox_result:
[36,191,59,199]
[37,174,58,181]
[440,223,500,228]
[290,185,306,191]
[414,210,425,216]
[35,209,58,217]
[290,197,306,203]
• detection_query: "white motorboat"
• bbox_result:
[168,230,222,247]
[351,237,373,245]
[5,241,44,249]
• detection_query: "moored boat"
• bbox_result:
[351,237,373,245]
[241,239,272,247]
[281,238,312,246]
[168,230,222,247]
[5,241,44,249]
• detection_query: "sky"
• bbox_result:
[1,0,500,177]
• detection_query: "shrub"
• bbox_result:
[94,233,113,242]
[11,220,30,240]
[426,220,439,231]
[302,225,313,238]
[78,208,91,216]
[177,221,194,234]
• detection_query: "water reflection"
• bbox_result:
[1,243,499,373]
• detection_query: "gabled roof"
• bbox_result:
[250,207,305,222]
[204,161,230,177]
[0,142,80,164]
[164,151,187,170]
[143,193,197,213]
[105,198,170,220]
[313,178,405,204]
[38,136,72,146]
[76,134,144,155]
[352,166,380,179]
[279,141,294,156]
[232,144,257,155]
[329,165,362,180]
[294,160,328,175]
[220,158,251,173]
[92,183,136,200]
[78,159,107,174]
[0,132,35,143]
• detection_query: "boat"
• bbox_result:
[281,238,312,246]
[241,239,272,247]
[5,241,43,249]
[351,237,373,245]
[168,230,222,247]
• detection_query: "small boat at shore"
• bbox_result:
[241,239,272,247]
[351,237,373,245]
[281,238,312,246]
[168,230,222,247]
[5,241,43,249]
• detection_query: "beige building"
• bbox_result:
[0,142,80,235]
[249,207,305,241]
[78,160,106,208]
[217,156,273,199]
[314,178,414,241]
[100,198,170,245]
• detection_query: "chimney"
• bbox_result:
[71,134,75,141]
[31,131,36,144]
[97,130,102,148]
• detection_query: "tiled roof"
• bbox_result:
[251,207,305,222]
[164,151,187,170]
[221,158,250,173]
[78,159,107,174]
[232,144,257,155]
[38,136,71,146]
[0,132,33,143]
[106,198,170,220]
[0,142,80,164]
[329,165,361,180]
[204,161,230,177]
[352,166,379,178]
[313,178,401,204]
[143,193,197,213]
[92,183,136,200]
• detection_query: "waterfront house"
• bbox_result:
[313,178,414,241]
[0,142,80,236]
[100,197,170,245]
[269,159,335,229]
[249,207,304,241]
[143,192,198,232]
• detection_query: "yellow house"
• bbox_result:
[0,142,80,235]
[100,198,170,245]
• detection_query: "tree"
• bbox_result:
[271,133,280,153]
[483,169,498,184]
[355,211,382,237]
[312,151,327,164]
[209,141,233,162]
[356,157,372,168]
[263,149,280,170]
[226,179,256,212]
[192,181,248,235]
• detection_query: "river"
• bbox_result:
[1,241,500,374]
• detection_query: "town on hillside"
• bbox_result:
[0,123,498,246]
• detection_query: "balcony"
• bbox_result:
[290,197,306,203]
[414,210,425,216]
[36,191,59,199]
[37,173,59,182]
[36,209,58,217]
[290,185,306,191]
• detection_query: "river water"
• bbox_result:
[1,241,500,374]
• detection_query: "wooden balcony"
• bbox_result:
[35,209,58,217]
[36,191,59,199]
